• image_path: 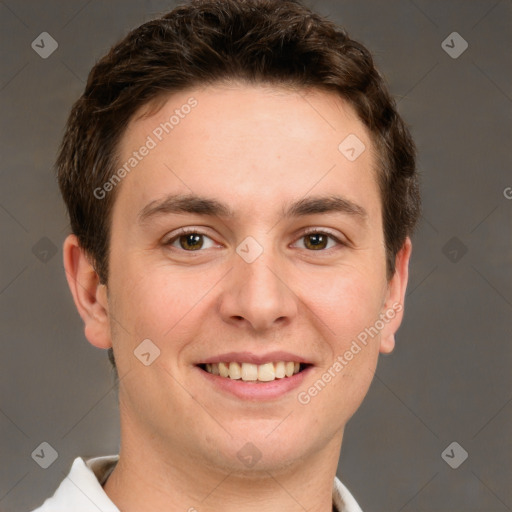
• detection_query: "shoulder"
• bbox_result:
[29,455,119,512]
[333,476,364,512]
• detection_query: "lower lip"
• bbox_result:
[196,365,312,401]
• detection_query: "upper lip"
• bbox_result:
[197,351,312,365]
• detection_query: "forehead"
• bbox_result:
[113,84,381,225]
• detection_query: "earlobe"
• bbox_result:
[63,234,112,350]
[379,333,395,354]
[379,237,412,354]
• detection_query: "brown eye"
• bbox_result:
[303,233,329,250]
[165,230,217,251]
[292,230,343,251]
[178,233,204,250]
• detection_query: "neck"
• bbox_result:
[103,409,344,512]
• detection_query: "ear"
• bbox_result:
[63,234,112,350]
[379,237,412,354]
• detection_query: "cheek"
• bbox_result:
[302,266,386,343]
[300,273,383,425]
[108,260,218,347]
[318,271,385,403]
[299,266,384,405]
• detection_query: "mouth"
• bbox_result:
[198,361,310,382]
[195,351,314,400]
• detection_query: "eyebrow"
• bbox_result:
[138,193,368,224]
[283,195,367,220]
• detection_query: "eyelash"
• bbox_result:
[163,227,346,252]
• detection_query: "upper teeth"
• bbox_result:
[205,362,301,381]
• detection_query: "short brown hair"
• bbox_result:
[57,0,420,369]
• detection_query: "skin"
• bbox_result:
[64,84,412,512]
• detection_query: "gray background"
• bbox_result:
[1,0,511,511]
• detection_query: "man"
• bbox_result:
[32,0,420,510]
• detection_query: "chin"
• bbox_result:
[199,422,318,475]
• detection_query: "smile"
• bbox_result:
[200,361,306,382]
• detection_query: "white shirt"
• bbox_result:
[31,455,363,512]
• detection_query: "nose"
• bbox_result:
[218,248,298,333]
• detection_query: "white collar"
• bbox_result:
[32,455,363,512]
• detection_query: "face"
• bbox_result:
[68,84,410,475]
